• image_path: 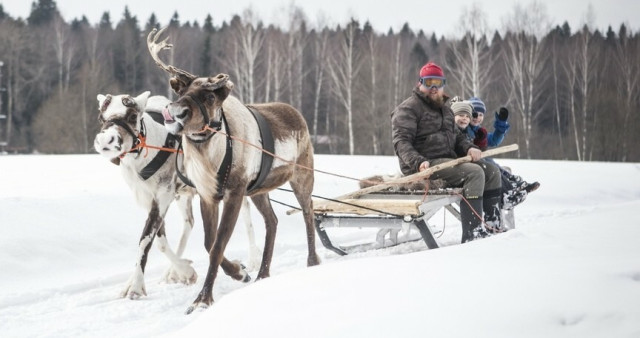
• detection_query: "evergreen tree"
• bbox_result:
[561,21,571,37]
[27,0,60,26]
[99,12,111,29]
[203,14,214,33]
[169,11,179,28]
[145,13,159,32]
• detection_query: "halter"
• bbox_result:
[104,117,143,157]
[182,94,223,143]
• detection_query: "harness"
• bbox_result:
[109,115,178,180]
[175,99,274,199]
[245,106,274,195]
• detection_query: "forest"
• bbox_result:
[0,0,638,161]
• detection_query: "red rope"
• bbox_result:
[127,134,182,158]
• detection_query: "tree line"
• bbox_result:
[0,0,638,161]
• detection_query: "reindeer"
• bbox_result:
[147,27,320,313]
[94,91,261,300]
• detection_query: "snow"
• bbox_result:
[1,154,639,338]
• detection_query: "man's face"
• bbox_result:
[422,85,444,103]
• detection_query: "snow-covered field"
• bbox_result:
[1,154,639,338]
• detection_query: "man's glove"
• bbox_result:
[497,107,509,121]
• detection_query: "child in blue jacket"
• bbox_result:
[453,98,540,210]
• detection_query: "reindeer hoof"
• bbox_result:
[185,297,212,315]
[128,291,143,300]
[185,305,196,315]
[163,260,198,285]
[120,279,147,300]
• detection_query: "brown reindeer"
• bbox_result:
[147,27,320,314]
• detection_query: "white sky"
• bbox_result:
[1,0,638,37]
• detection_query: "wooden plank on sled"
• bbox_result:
[313,199,422,216]
[287,144,518,215]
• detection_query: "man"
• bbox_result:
[390,62,503,242]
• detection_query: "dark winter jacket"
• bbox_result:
[391,87,476,175]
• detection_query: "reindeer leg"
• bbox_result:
[174,191,194,258]
[160,192,197,284]
[187,193,245,314]
[250,193,278,280]
[290,155,321,267]
[240,197,262,272]
[199,198,249,283]
[121,200,167,299]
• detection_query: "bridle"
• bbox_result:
[106,118,143,157]
[180,94,224,143]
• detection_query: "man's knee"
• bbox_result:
[477,160,501,191]
[461,163,485,198]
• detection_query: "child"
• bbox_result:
[452,100,539,210]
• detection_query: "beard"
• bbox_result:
[425,90,444,108]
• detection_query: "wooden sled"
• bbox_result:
[314,187,462,255]
[307,145,520,255]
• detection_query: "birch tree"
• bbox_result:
[311,28,329,142]
[226,11,264,103]
[502,1,550,158]
[613,25,640,162]
[285,5,307,110]
[328,20,364,155]
[446,2,494,98]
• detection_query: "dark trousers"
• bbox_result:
[428,158,502,199]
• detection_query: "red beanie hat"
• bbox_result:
[419,62,444,78]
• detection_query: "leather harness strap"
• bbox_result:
[138,133,178,180]
[174,105,275,198]
[245,106,274,195]
[175,114,232,200]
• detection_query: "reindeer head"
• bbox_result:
[94,91,150,164]
[148,27,234,139]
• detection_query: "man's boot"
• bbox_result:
[483,189,504,233]
[460,197,484,243]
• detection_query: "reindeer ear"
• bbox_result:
[134,91,151,110]
[122,95,138,109]
[170,77,192,96]
[97,94,112,112]
[205,74,233,102]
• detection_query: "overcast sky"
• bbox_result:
[1,0,638,36]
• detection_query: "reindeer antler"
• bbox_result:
[147,27,197,86]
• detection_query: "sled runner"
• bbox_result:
[307,144,519,255]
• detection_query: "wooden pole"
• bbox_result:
[287,144,519,215]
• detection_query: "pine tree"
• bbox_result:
[27,0,60,26]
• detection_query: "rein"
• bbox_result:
[113,117,182,181]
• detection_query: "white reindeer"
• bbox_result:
[94,92,261,299]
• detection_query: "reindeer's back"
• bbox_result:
[247,102,310,141]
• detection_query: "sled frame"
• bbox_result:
[314,189,464,255]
